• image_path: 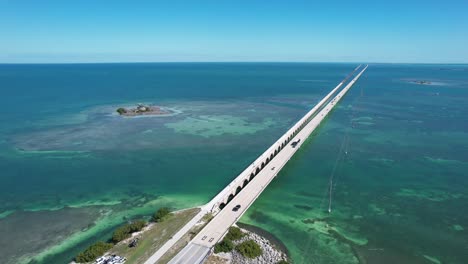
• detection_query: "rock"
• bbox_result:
[212,227,289,264]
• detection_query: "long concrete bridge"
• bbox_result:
[145,65,368,264]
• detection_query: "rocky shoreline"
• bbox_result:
[206,225,289,264]
[237,223,289,256]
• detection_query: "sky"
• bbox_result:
[1,0,468,63]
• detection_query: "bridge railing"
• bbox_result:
[207,65,362,212]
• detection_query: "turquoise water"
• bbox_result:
[242,64,468,263]
[0,63,467,263]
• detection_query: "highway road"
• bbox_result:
[168,65,368,264]
[145,65,361,264]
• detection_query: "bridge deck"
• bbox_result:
[167,65,368,264]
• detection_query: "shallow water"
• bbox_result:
[0,63,467,263]
[241,64,468,264]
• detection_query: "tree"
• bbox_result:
[112,225,131,243]
[214,239,234,253]
[75,241,113,263]
[277,260,289,264]
[225,226,245,241]
[116,108,127,115]
[152,207,171,222]
[235,240,262,259]
[128,220,147,232]
[112,220,147,243]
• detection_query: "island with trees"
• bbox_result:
[116,104,171,117]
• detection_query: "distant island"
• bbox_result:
[116,104,171,117]
[411,80,432,85]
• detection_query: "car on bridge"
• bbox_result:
[232,204,241,211]
[291,139,301,148]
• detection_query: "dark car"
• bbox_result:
[232,204,241,211]
[291,139,301,148]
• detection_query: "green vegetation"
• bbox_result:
[225,226,245,241]
[202,212,213,222]
[112,227,130,243]
[116,107,127,114]
[214,239,234,253]
[74,208,204,264]
[111,208,201,264]
[235,240,262,259]
[213,226,246,254]
[112,220,147,243]
[277,260,289,264]
[75,241,113,263]
[152,207,171,222]
[128,220,147,232]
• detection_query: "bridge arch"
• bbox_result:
[261,162,265,169]
[250,173,255,180]
[270,153,274,160]
[235,186,242,195]
[255,167,260,175]
[227,194,234,203]
[219,203,226,209]
[243,179,249,187]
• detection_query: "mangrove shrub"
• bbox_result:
[112,220,147,243]
[75,241,113,263]
[214,239,234,253]
[225,226,245,241]
[235,239,262,259]
[152,207,171,222]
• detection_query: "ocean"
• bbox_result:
[0,63,467,263]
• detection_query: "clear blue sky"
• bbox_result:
[1,0,467,63]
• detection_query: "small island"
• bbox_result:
[116,104,171,117]
[412,80,432,85]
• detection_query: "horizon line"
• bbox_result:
[1,61,467,65]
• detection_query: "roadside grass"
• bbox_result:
[109,208,200,264]
[156,213,213,264]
